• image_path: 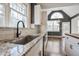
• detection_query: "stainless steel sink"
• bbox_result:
[11,35,38,45]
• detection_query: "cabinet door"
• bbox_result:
[65,35,79,56]
[71,38,79,56]
[65,36,73,55]
[25,38,43,56]
[72,44,79,56]
[34,5,41,25]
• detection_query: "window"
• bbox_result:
[10,3,27,28]
[51,12,63,19]
[0,4,5,27]
[47,20,60,32]
[47,12,63,32]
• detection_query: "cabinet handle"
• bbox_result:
[67,37,69,39]
[77,43,79,45]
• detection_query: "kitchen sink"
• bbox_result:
[11,35,38,45]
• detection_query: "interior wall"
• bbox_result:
[47,5,79,17]
[62,22,70,36]
[71,16,79,33]
[39,3,79,9]
[41,11,47,33]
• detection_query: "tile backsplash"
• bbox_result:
[0,28,37,40]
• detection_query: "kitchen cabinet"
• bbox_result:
[65,36,73,55]
[34,5,41,25]
[25,38,43,56]
[65,35,79,56]
[43,34,48,55]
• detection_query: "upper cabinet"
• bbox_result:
[34,5,41,25]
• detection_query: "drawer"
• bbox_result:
[70,36,79,43]
[65,35,79,55]
[72,44,79,56]
[65,36,75,55]
[66,36,79,44]
[65,36,73,44]
[65,41,73,55]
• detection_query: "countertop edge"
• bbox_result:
[65,33,79,39]
[22,32,47,56]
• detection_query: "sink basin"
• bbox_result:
[11,35,38,45]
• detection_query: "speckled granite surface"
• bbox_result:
[0,33,46,56]
[0,36,41,56]
[0,42,22,56]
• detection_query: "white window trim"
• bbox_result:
[0,4,5,27]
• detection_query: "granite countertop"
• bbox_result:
[0,42,24,56]
[0,33,46,56]
[65,33,79,39]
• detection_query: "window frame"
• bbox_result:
[0,4,5,27]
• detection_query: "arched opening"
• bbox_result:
[47,10,70,36]
[47,12,63,35]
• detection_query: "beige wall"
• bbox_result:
[0,28,36,40]
[41,11,47,33]
[71,16,79,33]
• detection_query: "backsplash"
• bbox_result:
[0,28,37,40]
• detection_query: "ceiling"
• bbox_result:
[38,3,79,9]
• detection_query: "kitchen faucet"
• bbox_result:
[16,20,25,37]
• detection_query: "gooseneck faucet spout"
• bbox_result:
[16,20,25,37]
